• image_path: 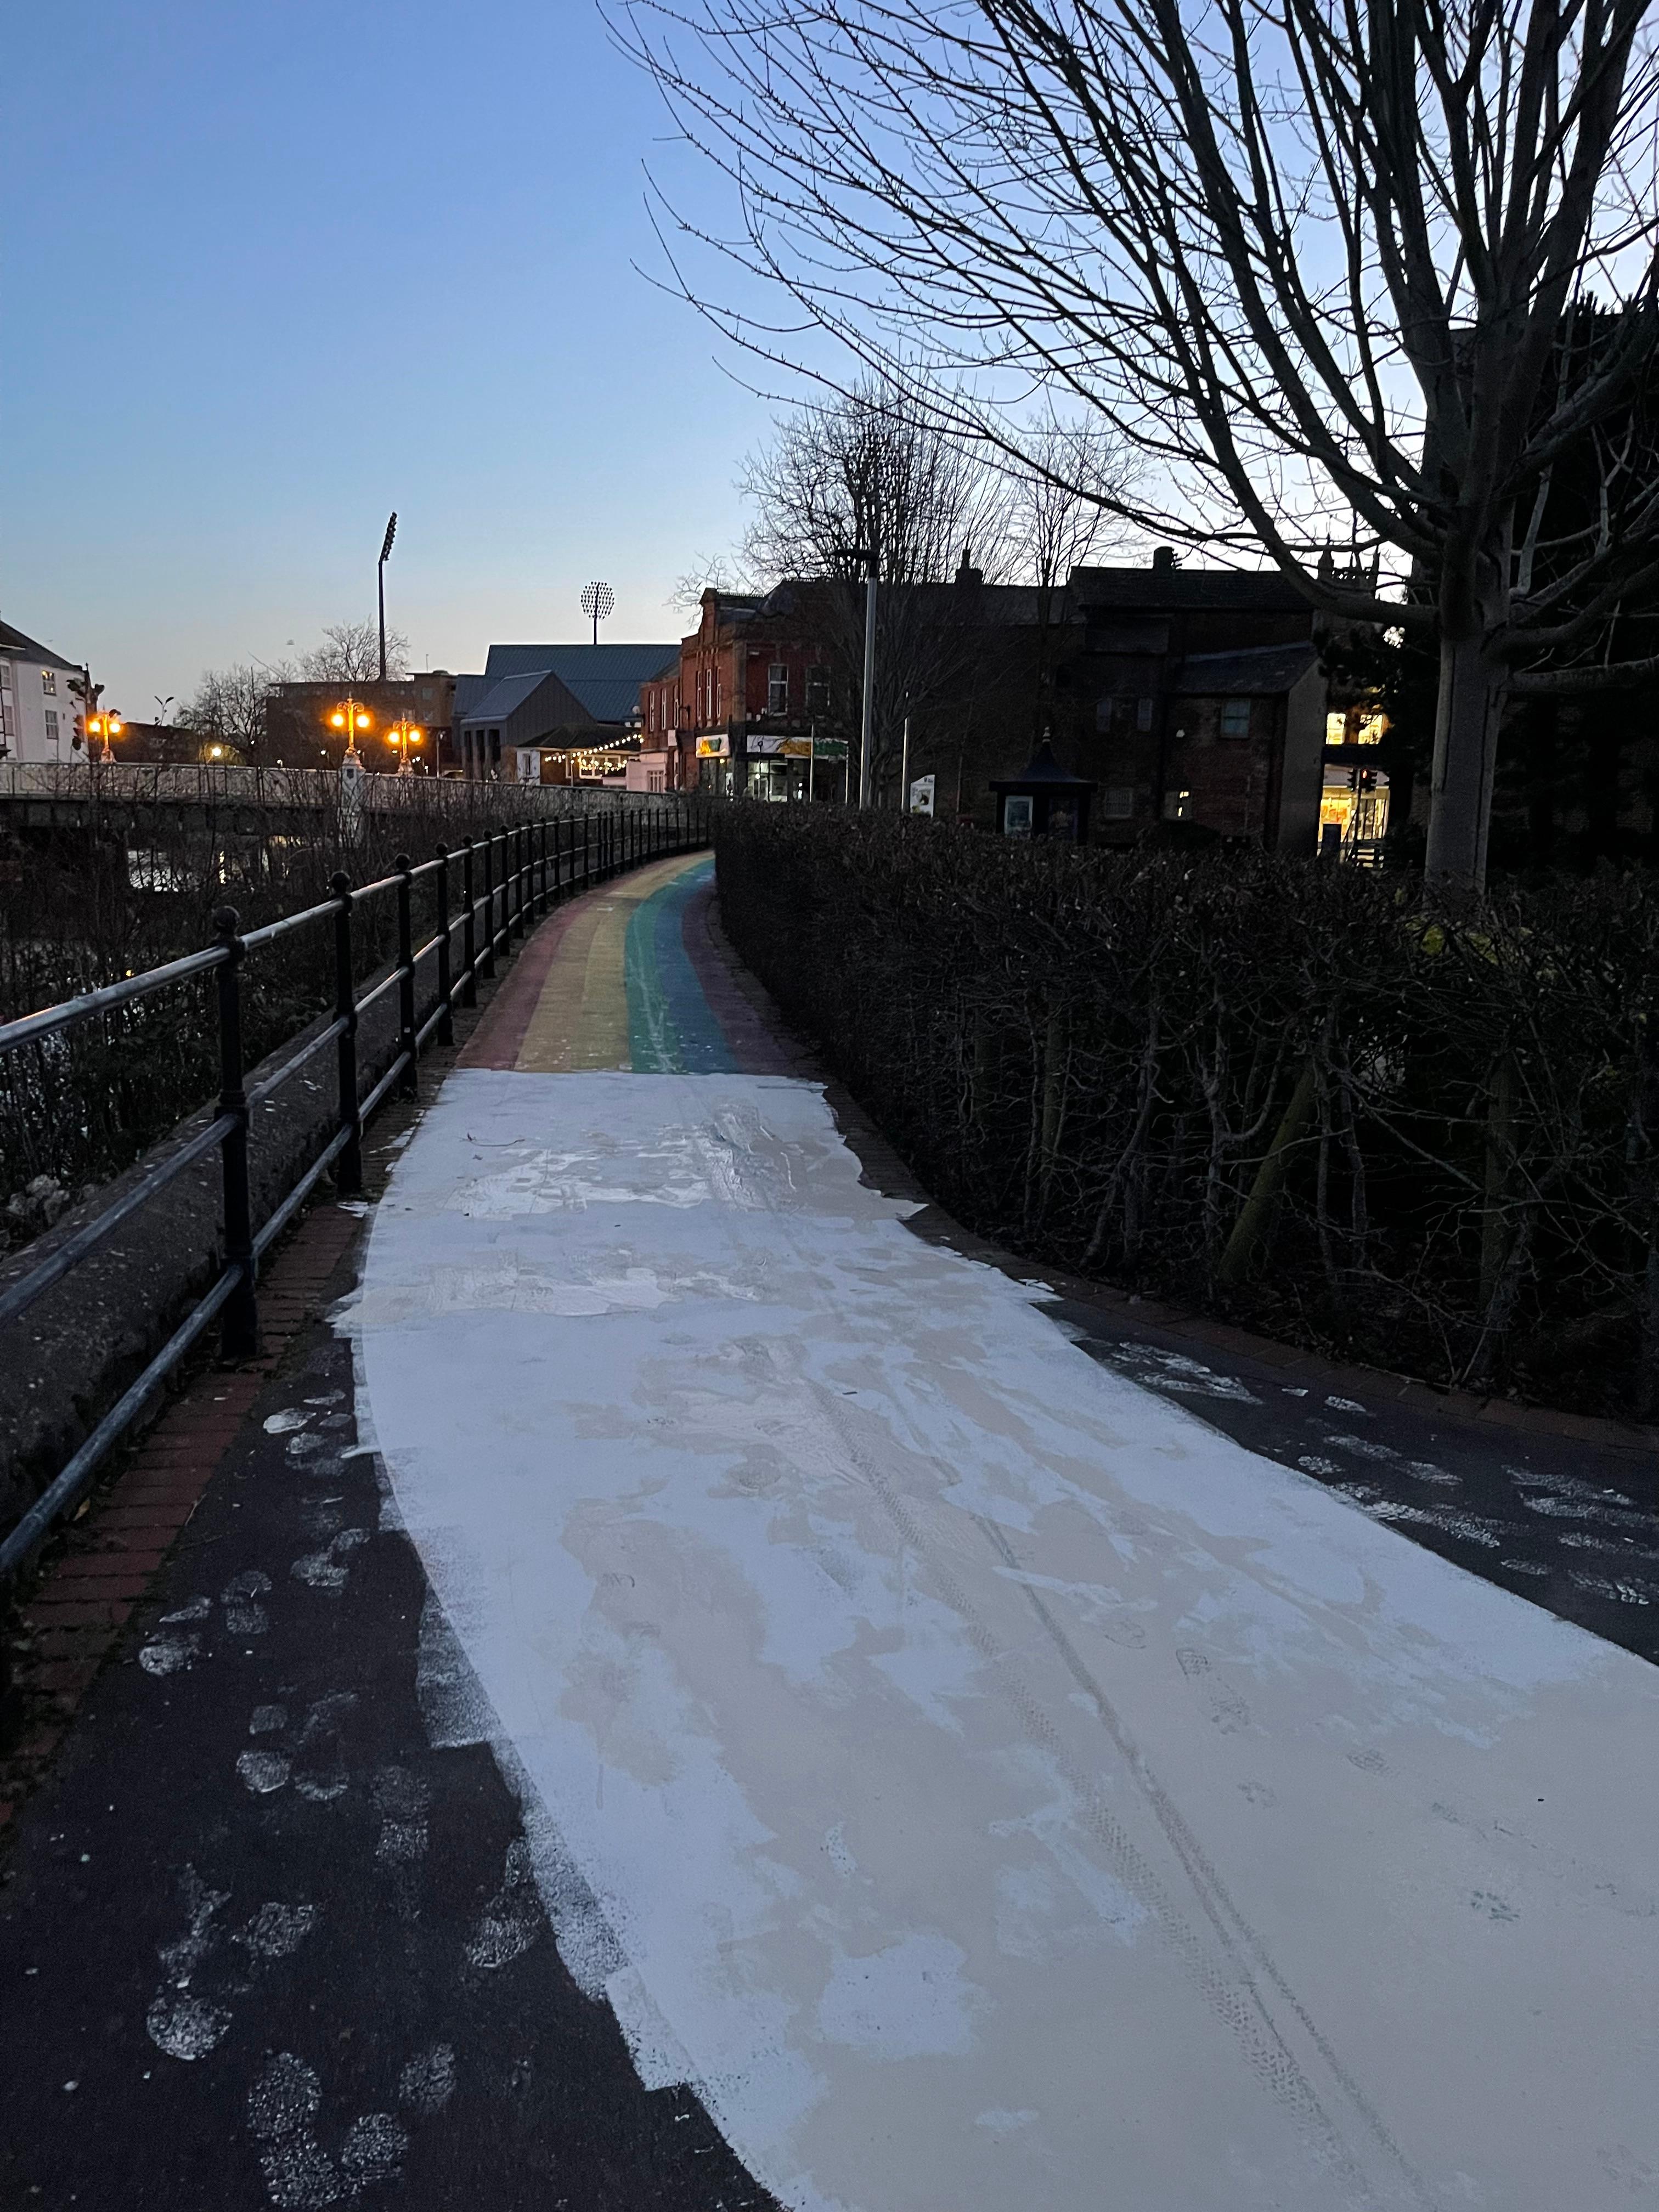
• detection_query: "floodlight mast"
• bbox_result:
[580,580,615,647]
[378,512,398,682]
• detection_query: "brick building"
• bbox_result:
[635,554,1329,849]
[639,588,840,799]
[1059,554,1327,851]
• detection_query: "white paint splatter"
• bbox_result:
[139,1636,198,1675]
[237,1751,292,1796]
[248,2053,340,2209]
[1112,1344,1261,1402]
[465,1839,543,1970]
[340,2113,407,2185]
[291,1530,367,1593]
[146,1992,232,2062]
[249,1704,288,1736]
[397,2043,455,2115]
[237,1903,317,1960]
[263,1408,311,1435]
[160,1596,212,1625]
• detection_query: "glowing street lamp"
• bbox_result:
[329,696,372,774]
[386,720,424,775]
[86,712,125,764]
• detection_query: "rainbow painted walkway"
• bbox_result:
[460,852,794,1078]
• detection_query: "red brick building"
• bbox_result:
[639,588,839,799]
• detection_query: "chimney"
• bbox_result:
[1151,546,1176,573]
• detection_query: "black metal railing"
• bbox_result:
[0,799,709,1581]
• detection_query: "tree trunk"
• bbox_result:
[1424,628,1506,896]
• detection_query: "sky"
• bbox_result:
[1,0,771,716]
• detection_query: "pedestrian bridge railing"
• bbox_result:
[0,800,709,1582]
[0,761,648,810]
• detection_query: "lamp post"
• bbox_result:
[329,696,373,769]
[844,545,878,809]
[86,709,124,764]
[386,719,425,775]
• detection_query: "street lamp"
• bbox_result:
[840,544,879,809]
[329,697,372,774]
[86,712,124,763]
[386,719,425,775]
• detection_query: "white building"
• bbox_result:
[0,618,88,764]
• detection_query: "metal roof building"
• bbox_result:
[481,643,679,726]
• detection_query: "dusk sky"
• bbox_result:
[3,0,769,716]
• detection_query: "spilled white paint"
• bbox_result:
[356,1068,1659,2212]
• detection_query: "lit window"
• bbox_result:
[1326,710,1348,745]
[41,669,57,696]
[1220,698,1250,738]
[1355,711,1387,744]
[768,664,789,715]
[1163,788,1192,820]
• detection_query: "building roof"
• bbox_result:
[1071,564,1308,613]
[481,643,679,724]
[0,618,80,672]
[1174,642,1322,694]
[450,673,493,720]
[460,672,564,728]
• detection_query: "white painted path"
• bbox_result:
[354,1068,1659,2211]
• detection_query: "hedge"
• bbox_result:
[715,805,1659,1420]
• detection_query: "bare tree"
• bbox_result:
[177,662,291,765]
[301,620,408,684]
[739,380,1022,791]
[622,0,1659,889]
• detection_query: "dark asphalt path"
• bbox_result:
[0,1231,777,2211]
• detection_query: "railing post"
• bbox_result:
[482,831,496,979]
[331,872,363,1193]
[461,839,477,1007]
[396,851,417,1100]
[435,842,454,1048]
[514,824,526,937]
[213,906,258,1360]
[538,818,549,916]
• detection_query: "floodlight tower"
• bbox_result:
[580,580,614,647]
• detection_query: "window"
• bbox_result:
[1163,788,1192,820]
[1137,696,1154,732]
[44,708,60,746]
[1220,698,1251,739]
[806,665,830,716]
[768,663,789,715]
[41,669,57,696]
[1102,787,1135,820]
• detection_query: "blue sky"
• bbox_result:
[2,0,769,714]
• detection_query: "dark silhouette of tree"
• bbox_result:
[622,0,1659,889]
